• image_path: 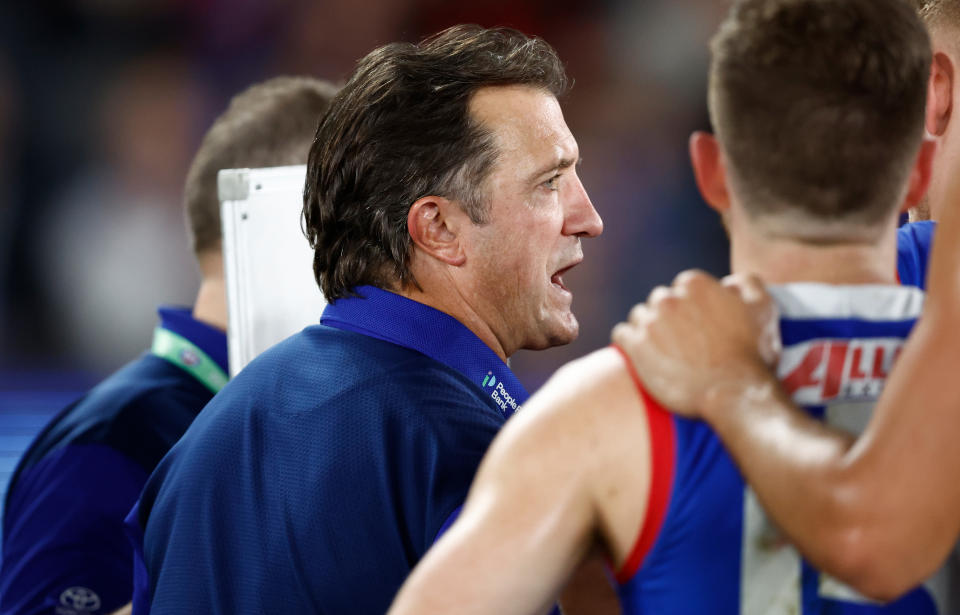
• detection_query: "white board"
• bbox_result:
[219,165,326,377]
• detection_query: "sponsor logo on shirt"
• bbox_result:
[57,587,101,614]
[482,371,520,415]
[779,338,904,405]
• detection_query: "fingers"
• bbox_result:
[627,301,650,326]
[722,273,781,367]
[611,320,642,349]
[646,285,672,308]
[722,272,768,305]
[722,272,778,327]
[673,269,715,293]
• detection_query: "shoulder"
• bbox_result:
[227,325,501,423]
[151,327,503,492]
[14,354,212,480]
[491,347,651,486]
[472,348,658,566]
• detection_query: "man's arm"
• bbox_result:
[613,250,960,599]
[0,445,146,615]
[389,348,651,615]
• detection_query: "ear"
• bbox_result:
[407,196,468,266]
[689,131,730,213]
[901,138,937,213]
[927,51,953,137]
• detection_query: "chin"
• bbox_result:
[534,314,580,350]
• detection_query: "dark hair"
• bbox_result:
[185,76,338,255]
[709,0,930,237]
[303,24,568,300]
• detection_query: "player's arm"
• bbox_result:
[558,555,623,615]
[389,348,651,615]
[613,263,960,600]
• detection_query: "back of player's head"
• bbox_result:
[185,76,338,257]
[709,0,930,240]
[915,0,960,29]
[303,24,568,301]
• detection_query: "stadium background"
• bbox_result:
[0,1,730,514]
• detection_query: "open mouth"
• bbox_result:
[551,264,577,292]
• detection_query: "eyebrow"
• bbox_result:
[528,156,580,183]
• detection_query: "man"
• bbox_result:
[609,0,960,602]
[131,25,602,614]
[0,76,336,615]
[389,0,947,613]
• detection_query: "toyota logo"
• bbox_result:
[59,587,101,612]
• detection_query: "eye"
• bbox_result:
[543,173,562,191]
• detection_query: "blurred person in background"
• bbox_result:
[131,25,606,615]
[0,76,337,615]
[33,55,202,373]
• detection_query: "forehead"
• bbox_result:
[468,85,577,172]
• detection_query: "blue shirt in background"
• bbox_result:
[897,220,935,289]
[0,308,227,615]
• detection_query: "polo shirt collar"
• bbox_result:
[320,285,528,418]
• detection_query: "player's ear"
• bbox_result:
[689,131,731,213]
[927,51,953,137]
[407,196,467,266]
[902,138,937,213]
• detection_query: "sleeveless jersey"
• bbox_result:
[897,220,935,290]
[616,283,959,614]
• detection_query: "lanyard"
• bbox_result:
[151,327,229,394]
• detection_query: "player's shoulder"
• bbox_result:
[546,346,643,407]
[516,347,648,451]
[549,346,631,394]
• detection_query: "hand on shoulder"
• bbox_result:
[611,270,780,418]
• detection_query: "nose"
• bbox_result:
[562,173,603,238]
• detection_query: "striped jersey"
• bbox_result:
[615,283,958,614]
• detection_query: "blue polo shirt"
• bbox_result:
[897,220,935,290]
[133,286,529,615]
[0,308,227,615]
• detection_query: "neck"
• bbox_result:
[729,221,899,286]
[192,249,228,332]
[394,276,510,363]
[192,276,228,332]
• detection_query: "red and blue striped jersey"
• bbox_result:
[615,283,958,614]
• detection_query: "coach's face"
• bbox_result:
[463,85,602,357]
